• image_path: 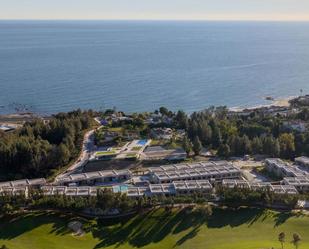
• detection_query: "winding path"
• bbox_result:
[55,119,102,181]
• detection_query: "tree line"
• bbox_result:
[173,106,309,159]
[0,110,94,180]
[0,185,301,217]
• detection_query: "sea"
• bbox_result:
[1,20,309,115]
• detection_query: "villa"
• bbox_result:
[150,128,173,140]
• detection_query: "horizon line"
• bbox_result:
[1,18,309,22]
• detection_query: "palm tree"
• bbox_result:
[292,233,301,249]
[278,232,286,249]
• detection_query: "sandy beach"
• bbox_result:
[271,96,295,107]
[229,96,296,112]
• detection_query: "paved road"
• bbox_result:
[55,124,101,181]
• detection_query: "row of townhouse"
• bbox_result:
[283,177,309,193]
[40,178,299,198]
[264,157,309,193]
[40,180,213,198]
[0,178,46,197]
[122,180,213,198]
[149,161,241,184]
[295,156,309,169]
[222,179,299,195]
[56,169,132,186]
[0,178,46,188]
[0,186,29,196]
[55,161,241,187]
[41,186,98,196]
[264,158,307,178]
[1,179,299,198]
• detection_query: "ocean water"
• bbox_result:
[1,21,309,115]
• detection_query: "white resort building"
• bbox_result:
[295,156,309,169]
[56,169,132,186]
[149,161,241,184]
[265,158,307,178]
[222,179,299,195]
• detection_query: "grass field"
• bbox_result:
[0,208,309,249]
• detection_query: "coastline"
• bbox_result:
[0,96,298,119]
[228,95,295,112]
[0,112,50,125]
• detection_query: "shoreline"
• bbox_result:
[228,95,295,112]
[0,95,298,118]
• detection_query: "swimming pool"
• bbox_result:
[137,139,148,146]
[112,185,128,193]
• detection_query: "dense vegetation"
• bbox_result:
[175,106,309,159]
[218,186,299,208]
[0,110,94,180]
[94,105,309,159]
[1,104,307,180]
[0,187,211,216]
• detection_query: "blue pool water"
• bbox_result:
[137,140,148,146]
[113,185,129,193]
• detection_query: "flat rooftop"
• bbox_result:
[283,177,309,186]
[0,186,28,195]
[295,156,309,165]
[265,158,308,177]
[151,161,240,181]
[118,180,213,197]
[57,169,132,183]
[0,178,46,188]
[222,179,298,194]
[41,186,98,196]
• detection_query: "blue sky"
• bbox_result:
[0,0,309,20]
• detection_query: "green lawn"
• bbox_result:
[131,146,142,151]
[0,208,309,249]
[105,127,123,132]
[96,150,117,156]
[125,152,138,158]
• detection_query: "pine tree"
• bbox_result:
[193,136,202,156]
[182,136,192,156]
[217,144,230,158]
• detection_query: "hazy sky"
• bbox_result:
[1,0,309,21]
